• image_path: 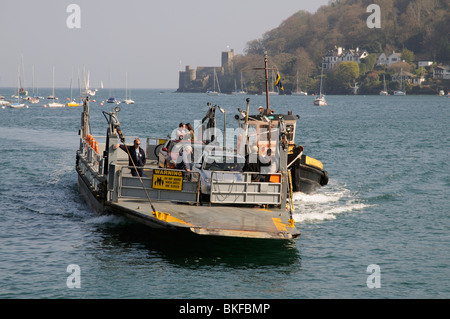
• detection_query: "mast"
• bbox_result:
[264,53,270,115]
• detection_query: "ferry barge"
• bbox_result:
[75,55,327,240]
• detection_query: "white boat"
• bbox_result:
[49,67,65,108]
[313,94,327,106]
[438,90,445,96]
[28,66,40,103]
[123,72,135,104]
[231,72,248,95]
[380,75,389,96]
[394,68,406,96]
[10,65,28,108]
[314,65,327,106]
[206,69,221,95]
[29,97,40,104]
[292,71,308,96]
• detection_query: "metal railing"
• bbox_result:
[210,171,282,205]
[117,167,200,205]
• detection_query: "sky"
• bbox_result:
[0,0,329,89]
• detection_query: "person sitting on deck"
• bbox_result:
[113,138,146,177]
[175,145,193,172]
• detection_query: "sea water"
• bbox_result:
[0,89,449,299]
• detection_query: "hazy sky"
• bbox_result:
[0,0,329,89]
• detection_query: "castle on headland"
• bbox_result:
[178,49,235,93]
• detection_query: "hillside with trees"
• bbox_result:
[228,0,450,95]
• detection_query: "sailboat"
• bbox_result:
[232,72,247,95]
[10,65,28,108]
[83,69,97,97]
[123,72,135,104]
[292,71,308,96]
[262,70,279,95]
[28,66,40,104]
[380,74,389,96]
[393,68,406,96]
[314,65,327,106]
[48,67,65,108]
[107,71,117,103]
[67,68,80,107]
[206,68,221,96]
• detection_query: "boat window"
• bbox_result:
[204,156,245,172]
[286,125,295,141]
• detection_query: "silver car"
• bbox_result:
[193,151,245,194]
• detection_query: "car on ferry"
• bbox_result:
[193,150,246,194]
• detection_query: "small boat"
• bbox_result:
[67,70,79,107]
[48,67,65,107]
[0,100,11,107]
[314,66,327,105]
[11,65,28,108]
[28,97,40,104]
[231,73,248,95]
[313,94,327,106]
[67,100,80,107]
[394,68,406,96]
[123,72,135,104]
[438,90,445,96]
[206,69,221,96]
[292,71,307,96]
[107,97,117,103]
[380,75,389,96]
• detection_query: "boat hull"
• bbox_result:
[76,148,300,240]
[289,151,328,194]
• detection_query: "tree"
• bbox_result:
[400,48,415,63]
[326,61,360,93]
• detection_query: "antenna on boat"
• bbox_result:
[252,52,275,115]
[264,52,271,115]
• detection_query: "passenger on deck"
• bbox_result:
[113,138,146,177]
[176,123,187,140]
[175,145,193,172]
[186,123,195,141]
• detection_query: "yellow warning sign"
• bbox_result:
[152,169,183,191]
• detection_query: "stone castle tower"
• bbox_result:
[178,49,235,92]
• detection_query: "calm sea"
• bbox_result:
[0,88,449,299]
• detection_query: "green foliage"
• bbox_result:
[325,61,360,93]
[236,0,449,94]
[181,0,449,94]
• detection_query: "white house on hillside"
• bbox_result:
[323,46,369,70]
[376,51,402,67]
[433,65,450,80]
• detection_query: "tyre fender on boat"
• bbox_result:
[320,170,329,186]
